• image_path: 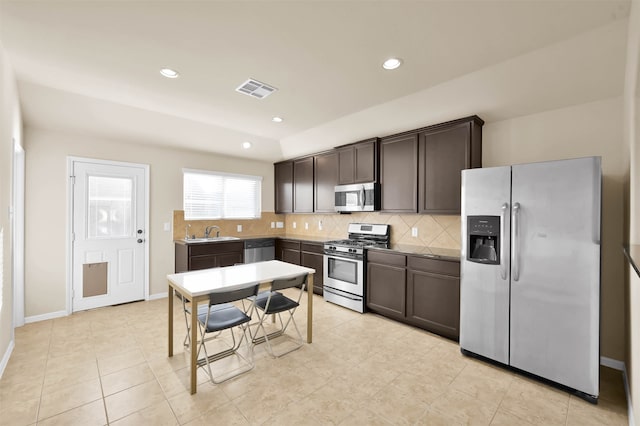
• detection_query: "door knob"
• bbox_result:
[137,238,144,243]
[137,229,143,234]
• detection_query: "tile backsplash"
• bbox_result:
[173,211,461,250]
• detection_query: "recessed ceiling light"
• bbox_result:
[382,58,403,70]
[160,68,179,78]
[272,116,283,123]
[242,141,252,149]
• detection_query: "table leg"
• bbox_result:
[168,284,174,357]
[307,273,313,343]
[190,299,199,394]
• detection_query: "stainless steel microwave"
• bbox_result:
[334,182,380,212]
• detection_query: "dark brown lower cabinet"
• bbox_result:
[174,241,244,273]
[366,251,407,321]
[366,249,461,340]
[276,239,323,295]
[300,242,324,295]
[407,257,460,340]
[276,239,301,265]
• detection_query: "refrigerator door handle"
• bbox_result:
[500,203,509,280]
[512,202,520,281]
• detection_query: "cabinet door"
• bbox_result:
[282,248,301,265]
[407,270,460,340]
[366,262,406,320]
[275,161,293,213]
[314,151,339,213]
[418,122,470,214]
[294,157,314,213]
[338,146,355,185]
[301,251,324,295]
[354,140,376,183]
[380,133,418,212]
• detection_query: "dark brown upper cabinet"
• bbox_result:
[380,132,419,213]
[274,161,293,214]
[293,156,314,213]
[418,117,483,214]
[314,150,339,213]
[337,138,379,184]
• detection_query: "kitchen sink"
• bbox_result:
[184,236,240,243]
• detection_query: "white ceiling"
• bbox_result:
[0,0,631,162]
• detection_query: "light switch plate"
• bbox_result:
[318,220,323,231]
[305,222,309,230]
[163,222,171,232]
[237,224,242,232]
[411,227,418,237]
[293,222,297,229]
[271,222,275,228]
[276,222,284,229]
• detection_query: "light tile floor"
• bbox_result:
[0,290,628,425]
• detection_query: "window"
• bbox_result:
[183,169,262,220]
[87,175,133,238]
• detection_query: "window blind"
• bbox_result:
[183,169,262,220]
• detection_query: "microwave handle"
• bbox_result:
[360,185,365,209]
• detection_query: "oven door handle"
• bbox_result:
[324,287,362,301]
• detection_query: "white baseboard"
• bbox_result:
[148,292,168,301]
[24,310,67,324]
[0,340,15,379]
[601,356,625,371]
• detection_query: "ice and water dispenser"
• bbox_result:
[467,216,500,264]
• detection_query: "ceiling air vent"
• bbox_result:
[235,78,277,99]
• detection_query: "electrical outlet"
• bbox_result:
[318,220,323,231]
[305,222,309,230]
[271,222,275,228]
[237,224,242,232]
[293,222,297,229]
[276,222,284,228]
[411,227,418,237]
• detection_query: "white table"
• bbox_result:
[167,260,315,394]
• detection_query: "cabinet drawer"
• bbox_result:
[301,242,323,253]
[408,256,459,277]
[279,240,301,250]
[189,241,243,256]
[367,250,406,267]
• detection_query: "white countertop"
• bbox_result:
[167,260,315,298]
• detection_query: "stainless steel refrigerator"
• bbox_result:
[460,157,601,401]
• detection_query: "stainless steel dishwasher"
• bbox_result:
[244,238,275,263]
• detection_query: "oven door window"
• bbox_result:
[327,257,358,284]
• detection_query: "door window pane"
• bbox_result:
[87,176,133,238]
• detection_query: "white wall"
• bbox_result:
[484,96,626,362]
[624,0,640,419]
[24,128,274,317]
[0,41,22,374]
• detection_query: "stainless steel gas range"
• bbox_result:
[323,223,390,313]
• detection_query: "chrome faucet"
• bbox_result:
[204,225,220,238]
[185,224,192,240]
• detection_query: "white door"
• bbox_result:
[71,160,147,311]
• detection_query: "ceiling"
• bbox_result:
[0,0,631,162]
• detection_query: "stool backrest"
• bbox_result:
[208,283,259,306]
[271,274,308,292]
